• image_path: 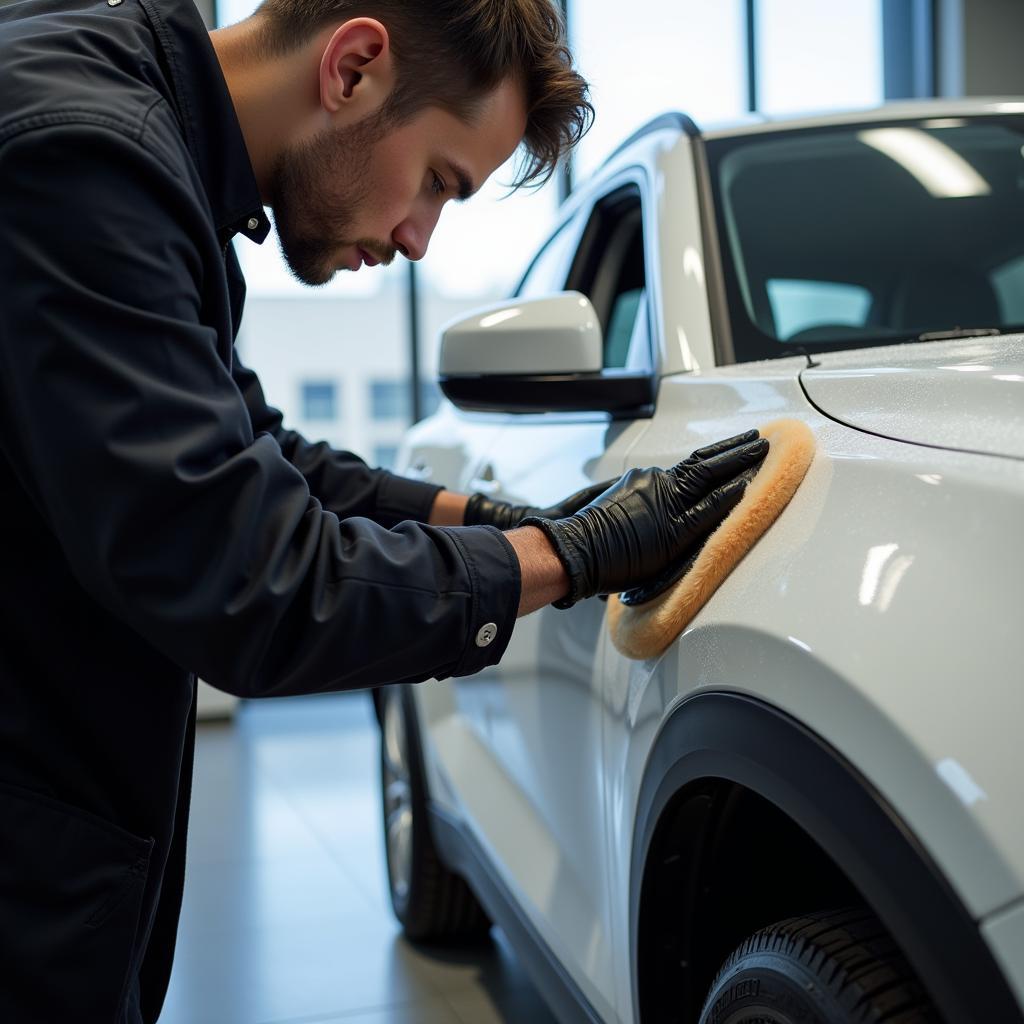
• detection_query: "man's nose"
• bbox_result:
[392,206,442,262]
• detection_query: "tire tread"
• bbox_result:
[381,687,491,944]
[701,907,939,1023]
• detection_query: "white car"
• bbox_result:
[378,101,1024,1024]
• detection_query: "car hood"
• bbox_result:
[800,334,1024,460]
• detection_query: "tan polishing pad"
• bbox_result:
[607,419,816,661]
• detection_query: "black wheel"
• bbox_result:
[698,907,939,1024]
[379,684,491,943]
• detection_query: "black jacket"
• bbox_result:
[0,0,520,1019]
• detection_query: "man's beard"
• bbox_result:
[269,113,396,286]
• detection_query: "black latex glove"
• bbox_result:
[521,431,768,608]
[463,480,616,532]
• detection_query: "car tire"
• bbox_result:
[379,684,492,943]
[698,906,938,1024]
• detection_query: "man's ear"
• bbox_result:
[319,18,394,115]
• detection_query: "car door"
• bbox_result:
[419,174,658,1021]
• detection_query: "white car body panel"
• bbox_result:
[801,335,1024,459]
[416,414,648,1023]
[651,132,720,376]
[700,97,1024,139]
[439,292,603,376]
[603,363,1024,1021]
[400,99,1024,1023]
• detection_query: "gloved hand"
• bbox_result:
[464,480,616,531]
[521,431,768,608]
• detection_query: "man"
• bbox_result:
[0,0,767,1019]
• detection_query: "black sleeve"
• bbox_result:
[0,122,520,697]
[230,350,444,529]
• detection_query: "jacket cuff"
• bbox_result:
[377,471,444,528]
[439,525,521,678]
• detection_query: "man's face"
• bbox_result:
[269,78,527,286]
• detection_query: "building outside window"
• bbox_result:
[300,380,338,421]
[370,379,408,421]
[373,444,400,470]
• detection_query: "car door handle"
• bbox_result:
[468,472,502,496]
[406,460,433,482]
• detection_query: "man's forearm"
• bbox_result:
[507,526,569,616]
[428,492,569,613]
[428,490,470,526]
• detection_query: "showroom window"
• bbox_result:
[754,0,884,114]
[516,214,587,299]
[569,0,748,179]
[300,381,338,421]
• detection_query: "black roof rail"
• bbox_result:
[600,111,699,169]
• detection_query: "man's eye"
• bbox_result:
[430,172,446,196]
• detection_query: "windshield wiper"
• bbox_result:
[916,327,1002,341]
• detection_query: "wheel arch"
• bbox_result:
[629,691,1022,1024]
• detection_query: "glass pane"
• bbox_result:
[992,255,1024,322]
[569,0,747,180]
[216,0,258,26]
[757,0,883,115]
[767,280,872,340]
[516,215,585,298]
[708,118,1024,361]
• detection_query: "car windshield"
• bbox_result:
[706,116,1024,362]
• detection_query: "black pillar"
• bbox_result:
[745,0,758,112]
[407,262,422,424]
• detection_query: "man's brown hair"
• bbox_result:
[254,0,592,188]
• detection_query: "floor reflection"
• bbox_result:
[159,691,557,1024]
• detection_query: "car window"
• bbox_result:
[766,279,873,341]
[991,254,1024,322]
[566,186,652,370]
[708,118,1024,361]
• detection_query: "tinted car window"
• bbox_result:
[565,186,652,371]
[707,118,1024,361]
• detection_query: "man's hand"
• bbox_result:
[463,480,616,531]
[520,431,768,607]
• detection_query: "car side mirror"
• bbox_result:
[438,292,655,416]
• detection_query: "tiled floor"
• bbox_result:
[159,692,558,1024]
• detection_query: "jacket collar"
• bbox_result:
[139,0,271,247]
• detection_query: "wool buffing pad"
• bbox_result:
[606,419,816,661]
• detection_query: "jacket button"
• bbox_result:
[475,623,497,647]
[107,0,122,6]
[247,217,259,230]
